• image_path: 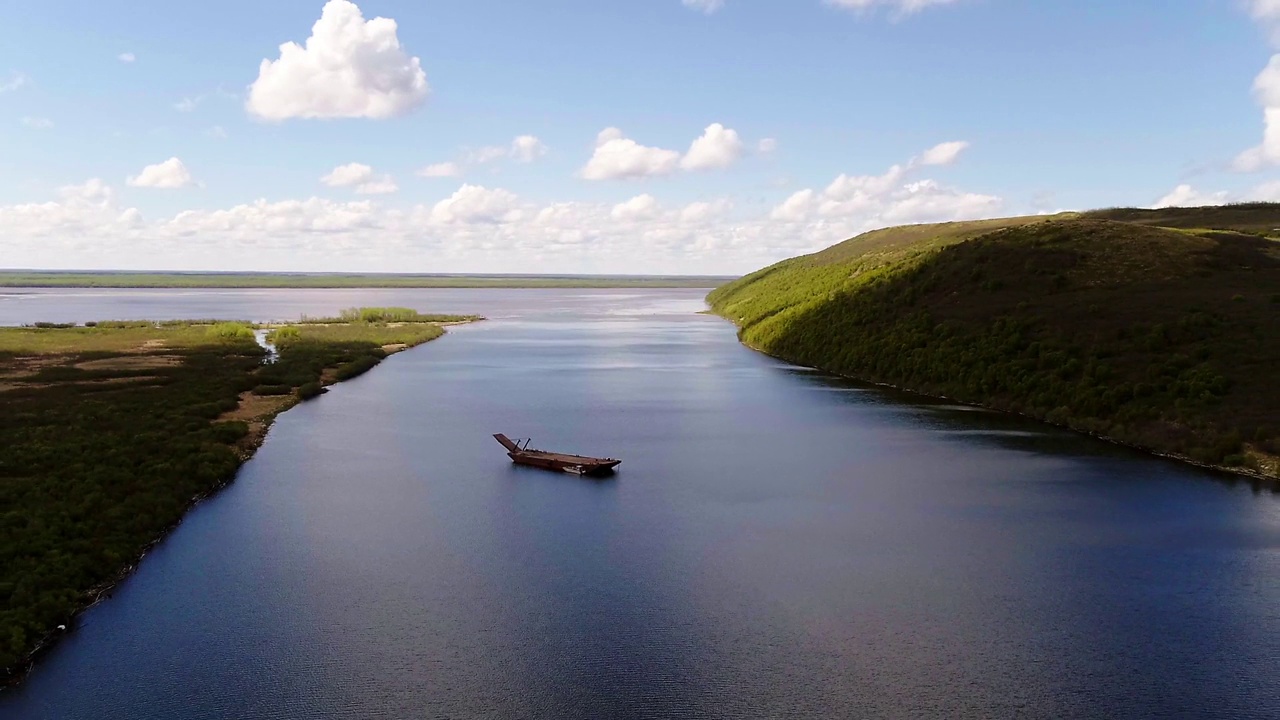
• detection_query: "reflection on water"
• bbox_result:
[2,288,1278,719]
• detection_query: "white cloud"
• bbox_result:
[1152,184,1230,209]
[1234,55,1280,171]
[769,144,1000,231]
[824,0,960,16]
[127,158,194,189]
[915,140,970,166]
[118,53,136,63]
[1,71,27,93]
[467,146,507,164]
[581,128,682,180]
[511,135,548,163]
[356,177,398,195]
[320,162,375,187]
[771,189,817,221]
[246,0,429,121]
[207,125,229,139]
[680,198,732,222]
[5,145,1010,275]
[320,163,396,194]
[611,194,661,220]
[21,117,53,129]
[429,184,524,224]
[174,97,199,113]
[757,138,778,154]
[418,162,461,178]
[682,0,725,14]
[681,123,745,171]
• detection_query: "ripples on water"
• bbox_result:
[1,288,1278,719]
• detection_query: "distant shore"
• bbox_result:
[0,271,733,290]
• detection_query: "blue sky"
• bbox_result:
[2,0,1279,273]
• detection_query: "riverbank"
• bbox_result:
[0,311,478,685]
[732,334,1280,488]
[708,208,1280,484]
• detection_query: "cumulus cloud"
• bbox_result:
[769,144,1000,231]
[681,123,744,171]
[429,184,524,224]
[581,128,682,180]
[320,163,397,194]
[757,138,778,154]
[1147,180,1280,207]
[915,140,970,166]
[1151,184,1230,209]
[581,124,745,180]
[511,135,548,163]
[682,0,725,14]
[321,163,374,187]
[611,194,661,220]
[246,0,429,121]
[21,117,53,129]
[418,162,461,178]
[118,53,136,63]
[6,146,1010,274]
[127,158,194,189]
[1234,55,1280,171]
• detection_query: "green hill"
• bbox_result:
[708,206,1280,479]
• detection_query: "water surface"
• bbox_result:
[2,288,1278,719]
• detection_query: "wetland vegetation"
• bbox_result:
[0,310,475,682]
[709,205,1280,479]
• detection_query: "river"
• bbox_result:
[2,288,1278,719]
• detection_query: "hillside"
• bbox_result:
[708,206,1280,479]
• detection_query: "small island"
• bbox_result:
[0,307,479,683]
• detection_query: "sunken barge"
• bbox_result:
[493,434,621,476]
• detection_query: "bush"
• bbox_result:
[334,355,380,381]
[251,384,293,396]
[208,322,255,341]
[268,326,301,345]
[297,382,325,400]
[209,421,250,444]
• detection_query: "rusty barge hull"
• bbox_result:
[493,434,621,476]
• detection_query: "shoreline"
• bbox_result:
[1,319,478,688]
[730,330,1280,488]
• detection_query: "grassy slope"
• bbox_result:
[0,315,467,681]
[0,272,730,289]
[709,207,1280,478]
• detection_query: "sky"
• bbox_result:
[3,0,1280,274]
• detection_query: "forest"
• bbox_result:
[709,206,1280,479]
[0,311,473,682]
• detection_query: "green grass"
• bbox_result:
[297,307,478,324]
[0,272,731,289]
[709,204,1280,477]
[0,313,471,681]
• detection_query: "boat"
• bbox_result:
[493,434,621,476]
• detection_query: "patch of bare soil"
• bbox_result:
[75,355,182,371]
[218,390,297,457]
[381,343,408,354]
[0,356,66,379]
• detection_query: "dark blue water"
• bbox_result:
[2,289,1278,719]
